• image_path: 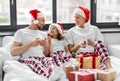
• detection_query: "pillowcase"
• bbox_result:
[2,36,20,60]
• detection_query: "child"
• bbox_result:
[47,23,70,66]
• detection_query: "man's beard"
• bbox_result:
[36,24,42,30]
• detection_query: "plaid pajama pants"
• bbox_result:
[95,40,110,69]
[95,40,109,63]
[19,50,69,78]
[50,50,70,66]
[19,56,57,78]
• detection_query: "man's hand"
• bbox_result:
[31,38,41,47]
[40,39,48,47]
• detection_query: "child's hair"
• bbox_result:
[57,33,65,40]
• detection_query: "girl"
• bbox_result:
[47,23,70,66]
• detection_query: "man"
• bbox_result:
[67,6,112,69]
[11,9,67,81]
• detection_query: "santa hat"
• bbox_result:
[73,6,90,22]
[29,9,45,24]
[49,23,64,35]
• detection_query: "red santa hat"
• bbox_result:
[29,9,45,24]
[49,23,64,35]
[73,6,90,22]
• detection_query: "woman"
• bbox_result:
[67,6,112,69]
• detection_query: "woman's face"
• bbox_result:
[49,26,59,37]
[74,13,86,27]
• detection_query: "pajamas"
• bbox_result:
[50,50,70,66]
[19,50,69,78]
[95,40,110,69]
[95,40,109,63]
[19,56,57,78]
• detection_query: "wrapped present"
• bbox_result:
[97,69,116,81]
[76,52,100,69]
[63,58,80,78]
[68,69,96,81]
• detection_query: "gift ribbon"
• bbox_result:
[90,52,98,68]
[75,72,80,81]
[87,69,97,80]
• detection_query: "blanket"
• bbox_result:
[3,60,49,81]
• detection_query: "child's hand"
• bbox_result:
[48,32,53,38]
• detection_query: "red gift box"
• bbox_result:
[68,70,95,81]
[76,52,100,69]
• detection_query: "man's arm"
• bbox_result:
[11,38,40,56]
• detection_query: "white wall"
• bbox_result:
[103,33,120,46]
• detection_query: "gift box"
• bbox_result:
[76,52,100,69]
[63,59,80,78]
[68,69,96,81]
[97,69,116,81]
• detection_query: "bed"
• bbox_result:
[0,36,49,81]
[1,36,120,81]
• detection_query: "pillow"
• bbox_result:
[2,36,14,47]
[2,36,20,60]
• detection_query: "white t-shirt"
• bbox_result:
[51,38,67,53]
[67,23,103,53]
[14,27,47,58]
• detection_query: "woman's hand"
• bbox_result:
[80,41,87,48]
[87,39,95,46]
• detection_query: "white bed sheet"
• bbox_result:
[3,60,49,81]
[110,56,120,81]
[2,56,120,81]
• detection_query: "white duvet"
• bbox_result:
[3,60,49,81]
[3,56,120,81]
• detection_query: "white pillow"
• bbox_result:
[2,36,20,60]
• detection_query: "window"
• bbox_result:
[1,0,119,31]
[57,0,90,23]
[17,0,52,25]
[91,0,120,28]
[0,0,10,25]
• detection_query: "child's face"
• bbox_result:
[49,26,59,37]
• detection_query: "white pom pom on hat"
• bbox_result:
[49,23,64,35]
[29,9,45,24]
[73,6,90,22]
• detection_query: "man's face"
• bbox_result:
[74,13,86,27]
[37,17,45,29]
